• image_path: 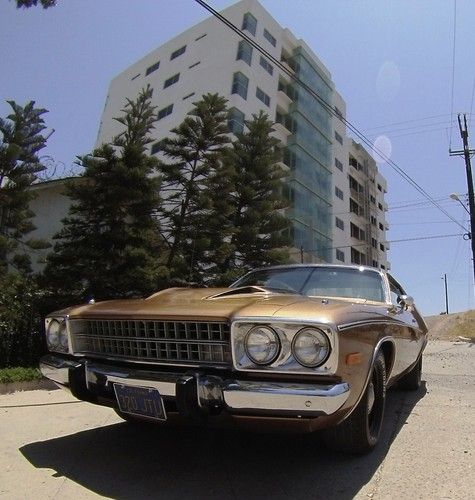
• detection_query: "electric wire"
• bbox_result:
[194,0,469,234]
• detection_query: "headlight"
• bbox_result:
[292,328,330,367]
[46,318,69,352]
[244,326,280,365]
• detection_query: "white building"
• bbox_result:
[28,0,390,271]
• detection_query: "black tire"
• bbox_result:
[398,356,422,391]
[322,351,387,454]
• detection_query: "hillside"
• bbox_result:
[424,310,475,341]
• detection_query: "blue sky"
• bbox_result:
[1,0,474,315]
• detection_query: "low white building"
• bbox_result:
[27,0,390,272]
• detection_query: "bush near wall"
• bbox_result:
[0,273,47,368]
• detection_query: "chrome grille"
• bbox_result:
[71,319,230,366]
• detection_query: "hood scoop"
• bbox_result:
[206,286,270,299]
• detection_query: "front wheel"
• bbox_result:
[398,356,422,391]
[322,351,387,454]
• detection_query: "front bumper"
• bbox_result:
[40,354,349,418]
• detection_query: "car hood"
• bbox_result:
[55,287,392,327]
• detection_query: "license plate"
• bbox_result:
[114,384,166,421]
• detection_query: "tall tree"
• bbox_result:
[14,0,56,8]
[211,111,291,284]
[158,93,231,284]
[43,86,163,300]
[0,100,49,273]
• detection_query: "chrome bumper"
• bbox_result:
[40,354,349,417]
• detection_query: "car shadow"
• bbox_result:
[20,382,427,500]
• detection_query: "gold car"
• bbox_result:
[40,264,427,454]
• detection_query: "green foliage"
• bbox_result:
[0,366,42,383]
[0,100,50,273]
[42,86,164,301]
[0,273,46,368]
[210,111,291,284]
[14,0,56,8]
[158,93,231,284]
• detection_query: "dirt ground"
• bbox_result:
[424,310,475,341]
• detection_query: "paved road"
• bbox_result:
[0,340,473,499]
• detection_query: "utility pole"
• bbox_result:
[443,273,449,314]
[449,113,475,286]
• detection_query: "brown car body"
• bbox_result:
[40,264,428,452]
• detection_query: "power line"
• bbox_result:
[194,0,468,233]
[301,233,464,256]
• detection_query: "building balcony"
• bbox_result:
[271,122,292,143]
[277,89,293,109]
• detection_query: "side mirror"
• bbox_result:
[398,295,414,309]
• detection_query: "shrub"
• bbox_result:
[0,273,47,368]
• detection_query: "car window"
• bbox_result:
[389,278,405,305]
[302,268,385,302]
[233,267,386,302]
[232,268,311,292]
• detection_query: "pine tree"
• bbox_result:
[158,93,231,284]
[14,0,56,9]
[212,111,291,283]
[43,86,163,301]
[0,100,50,273]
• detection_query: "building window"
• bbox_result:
[231,72,249,99]
[351,247,366,265]
[237,40,253,65]
[336,249,345,262]
[183,92,195,100]
[335,217,344,230]
[379,222,384,231]
[242,12,257,36]
[349,175,363,192]
[195,33,207,41]
[256,87,270,106]
[157,104,173,120]
[335,158,343,172]
[259,56,274,76]
[350,198,362,215]
[370,195,376,204]
[349,156,360,170]
[378,202,384,211]
[381,264,386,270]
[378,183,383,192]
[380,243,386,252]
[350,222,365,241]
[164,73,180,89]
[145,60,160,76]
[335,131,343,145]
[263,28,276,46]
[372,260,379,268]
[189,61,201,69]
[371,216,377,226]
[372,238,378,249]
[170,45,186,60]
[335,186,344,200]
[228,107,245,134]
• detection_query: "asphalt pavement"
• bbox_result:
[0,340,473,500]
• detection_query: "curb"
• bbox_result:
[0,378,58,395]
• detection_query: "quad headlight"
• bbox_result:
[232,321,335,374]
[45,317,69,352]
[292,327,330,368]
[244,325,280,365]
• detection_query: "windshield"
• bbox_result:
[231,266,386,302]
